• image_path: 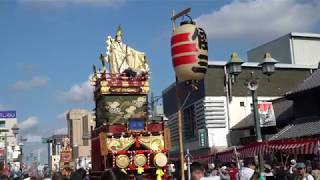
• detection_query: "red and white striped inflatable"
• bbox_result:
[171,21,208,81]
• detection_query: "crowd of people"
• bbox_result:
[189,159,320,180]
[2,159,320,180]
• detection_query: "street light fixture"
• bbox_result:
[226,52,278,174]
[226,52,244,77]
[11,124,19,138]
[259,53,278,76]
[19,142,24,169]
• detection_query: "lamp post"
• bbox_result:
[226,52,278,173]
[19,136,27,169]
[150,93,162,119]
[11,124,19,138]
[185,149,192,180]
[19,142,24,169]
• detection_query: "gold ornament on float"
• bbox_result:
[139,135,164,150]
[106,136,135,152]
[150,138,164,151]
[116,155,130,169]
[133,154,147,167]
[153,153,168,167]
[108,139,122,151]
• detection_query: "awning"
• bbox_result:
[216,138,320,163]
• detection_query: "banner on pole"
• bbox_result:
[258,102,276,127]
[0,148,4,156]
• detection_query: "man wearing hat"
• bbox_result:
[296,162,314,180]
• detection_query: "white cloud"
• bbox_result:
[19,116,39,130]
[54,127,68,135]
[72,0,124,7]
[16,63,38,72]
[57,110,68,121]
[195,0,320,41]
[20,0,125,8]
[57,80,93,103]
[0,104,11,111]
[20,0,65,7]
[25,135,42,143]
[10,76,49,91]
[33,146,47,154]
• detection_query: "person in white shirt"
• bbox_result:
[237,162,255,180]
[289,159,297,174]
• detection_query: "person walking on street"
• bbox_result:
[261,164,275,180]
[295,163,314,180]
[220,166,230,180]
[237,162,255,180]
[230,163,238,180]
[191,162,205,180]
[312,162,320,180]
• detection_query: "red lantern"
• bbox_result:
[171,20,208,81]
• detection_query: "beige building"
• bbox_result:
[0,118,18,147]
[66,109,95,161]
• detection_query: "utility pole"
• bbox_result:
[185,149,192,180]
[4,133,7,165]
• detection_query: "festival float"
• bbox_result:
[59,137,74,177]
[89,26,170,179]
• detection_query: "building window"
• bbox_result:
[240,102,245,107]
[0,121,5,128]
[183,105,196,140]
[0,129,9,133]
[249,128,255,136]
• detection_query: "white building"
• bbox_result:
[0,111,21,167]
[248,32,320,66]
[0,111,18,147]
[47,134,68,171]
[162,62,315,157]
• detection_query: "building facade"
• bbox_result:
[248,32,320,66]
[0,111,18,147]
[0,111,20,166]
[47,134,68,172]
[66,109,95,166]
[162,62,315,156]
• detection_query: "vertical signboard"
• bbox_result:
[258,102,276,127]
[198,129,207,148]
[164,127,172,149]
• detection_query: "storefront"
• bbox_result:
[214,138,320,163]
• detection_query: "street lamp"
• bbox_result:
[150,93,162,119]
[226,52,244,77]
[19,142,24,169]
[11,124,19,138]
[226,52,278,172]
[259,53,278,76]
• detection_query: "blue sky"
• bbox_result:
[0,0,319,163]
